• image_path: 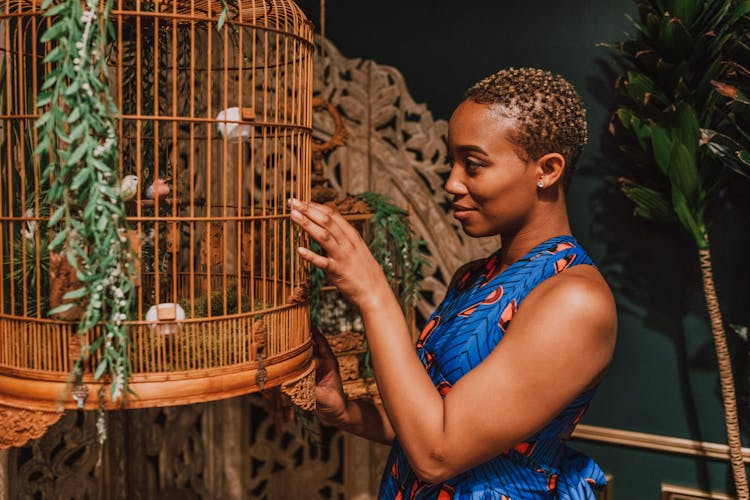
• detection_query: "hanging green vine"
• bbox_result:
[354,192,426,308]
[36,0,135,437]
[310,192,426,320]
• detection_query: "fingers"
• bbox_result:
[311,324,337,369]
[297,246,329,270]
[288,199,359,251]
[311,323,336,359]
[311,323,342,382]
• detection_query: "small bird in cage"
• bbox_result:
[146,178,170,200]
[145,303,186,335]
[118,175,139,201]
[216,107,252,142]
[21,208,36,240]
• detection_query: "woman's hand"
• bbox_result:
[288,199,390,308]
[311,323,397,444]
[311,323,349,426]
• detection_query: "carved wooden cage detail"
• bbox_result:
[0,0,315,432]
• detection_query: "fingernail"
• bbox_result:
[290,209,301,220]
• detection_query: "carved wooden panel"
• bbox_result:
[5,394,369,499]
[0,406,64,450]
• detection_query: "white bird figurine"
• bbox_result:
[145,303,186,335]
[216,107,251,142]
[146,178,171,200]
[21,208,36,241]
[119,175,139,201]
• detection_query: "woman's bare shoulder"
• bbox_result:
[524,264,617,341]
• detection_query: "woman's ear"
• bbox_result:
[535,153,566,189]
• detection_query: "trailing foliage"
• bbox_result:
[309,240,326,323]
[354,192,426,308]
[309,192,426,325]
[35,0,135,425]
[609,0,750,248]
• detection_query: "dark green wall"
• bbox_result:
[296,1,750,497]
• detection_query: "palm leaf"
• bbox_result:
[619,177,675,222]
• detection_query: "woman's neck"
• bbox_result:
[497,206,572,273]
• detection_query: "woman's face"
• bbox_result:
[445,99,539,238]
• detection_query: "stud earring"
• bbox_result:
[537,180,545,188]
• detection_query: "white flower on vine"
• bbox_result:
[111,365,125,402]
[353,316,363,332]
[80,10,95,23]
[96,412,107,444]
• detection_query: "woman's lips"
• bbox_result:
[452,205,475,220]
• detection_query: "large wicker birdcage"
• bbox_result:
[0,0,314,440]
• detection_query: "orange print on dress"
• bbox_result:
[437,484,455,499]
[554,254,576,274]
[423,350,435,369]
[458,285,504,317]
[547,473,558,491]
[479,254,500,287]
[417,315,441,347]
[512,441,535,456]
[458,269,473,290]
[553,242,575,253]
[408,481,421,499]
[437,380,452,397]
[391,456,400,479]
[498,299,517,331]
[571,405,587,425]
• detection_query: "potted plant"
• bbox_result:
[609,0,750,496]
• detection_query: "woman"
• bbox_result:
[289,67,617,499]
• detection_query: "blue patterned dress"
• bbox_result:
[378,235,606,499]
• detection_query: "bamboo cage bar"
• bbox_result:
[0,0,314,414]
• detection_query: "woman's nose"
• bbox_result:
[444,166,467,196]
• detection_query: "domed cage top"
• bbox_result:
[0,0,314,412]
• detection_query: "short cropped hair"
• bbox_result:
[465,67,587,190]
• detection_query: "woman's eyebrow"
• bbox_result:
[454,144,488,155]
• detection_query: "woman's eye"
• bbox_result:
[465,158,482,172]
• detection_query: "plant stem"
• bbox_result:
[699,245,748,499]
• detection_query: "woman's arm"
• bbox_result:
[291,200,616,483]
